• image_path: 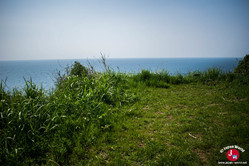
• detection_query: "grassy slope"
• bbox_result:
[86,82,249,165]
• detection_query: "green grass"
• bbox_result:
[1,61,249,165]
[86,81,249,165]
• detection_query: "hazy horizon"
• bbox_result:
[1,0,249,61]
[0,56,244,62]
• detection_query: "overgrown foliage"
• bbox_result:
[235,54,249,75]
[70,61,91,77]
[133,68,223,87]
[0,62,136,165]
[133,70,170,88]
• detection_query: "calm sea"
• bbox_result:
[0,58,241,91]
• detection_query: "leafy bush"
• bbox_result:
[70,61,90,77]
[235,54,249,75]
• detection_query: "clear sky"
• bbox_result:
[0,0,249,60]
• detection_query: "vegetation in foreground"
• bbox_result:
[0,55,249,165]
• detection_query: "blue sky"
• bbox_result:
[0,0,249,60]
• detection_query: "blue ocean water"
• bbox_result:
[0,58,241,91]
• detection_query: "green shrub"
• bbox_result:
[235,54,249,75]
[70,61,89,77]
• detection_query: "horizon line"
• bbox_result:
[0,56,244,62]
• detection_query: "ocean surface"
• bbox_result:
[0,58,241,91]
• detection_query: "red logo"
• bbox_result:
[227,149,239,161]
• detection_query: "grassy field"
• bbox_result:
[87,82,249,165]
[1,57,249,165]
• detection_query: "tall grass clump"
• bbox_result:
[201,68,222,81]
[133,70,170,88]
[0,61,136,165]
[0,81,53,165]
[133,65,248,87]
[186,68,237,85]
[133,69,192,87]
